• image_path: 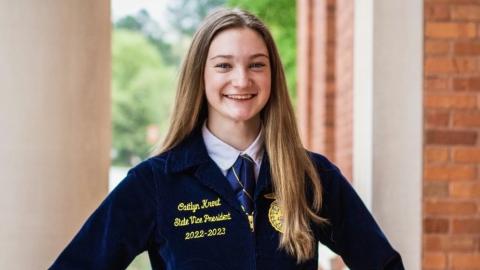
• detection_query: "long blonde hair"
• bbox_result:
[157,8,327,262]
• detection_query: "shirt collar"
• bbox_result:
[202,121,264,171]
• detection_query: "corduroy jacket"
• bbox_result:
[50,129,404,270]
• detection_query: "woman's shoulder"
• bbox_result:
[305,150,350,193]
[306,151,340,173]
[126,152,169,181]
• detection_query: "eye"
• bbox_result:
[214,63,232,69]
[250,62,266,69]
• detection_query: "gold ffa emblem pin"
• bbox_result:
[268,199,284,233]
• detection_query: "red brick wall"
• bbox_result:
[297,0,334,160]
[423,0,480,269]
[325,0,336,161]
[297,0,352,176]
[311,0,328,156]
[297,0,314,148]
[335,0,354,181]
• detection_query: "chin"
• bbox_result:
[227,113,258,123]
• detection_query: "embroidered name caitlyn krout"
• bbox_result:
[177,198,222,213]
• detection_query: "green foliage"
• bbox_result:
[167,0,227,36]
[112,29,176,166]
[226,0,297,103]
[114,14,143,31]
[115,10,179,66]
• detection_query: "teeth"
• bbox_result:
[225,94,254,100]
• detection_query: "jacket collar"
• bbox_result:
[165,128,273,202]
[165,128,211,174]
[201,122,264,173]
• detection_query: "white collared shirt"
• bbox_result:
[202,122,264,181]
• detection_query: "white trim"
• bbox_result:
[353,0,374,210]
[353,0,422,269]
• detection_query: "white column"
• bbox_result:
[353,0,422,269]
[0,0,111,269]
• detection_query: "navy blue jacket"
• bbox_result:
[50,130,404,270]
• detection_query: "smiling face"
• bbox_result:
[204,27,271,128]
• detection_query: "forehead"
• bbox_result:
[207,27,269,57]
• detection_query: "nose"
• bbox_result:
[231,68,251,89]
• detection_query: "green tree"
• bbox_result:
[226,0,297,103]
[112,29,176,166]
[115,10,179,66]
[166,0,227,36]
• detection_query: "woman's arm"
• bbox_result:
[312,154,404,269]
[49,160,159,270]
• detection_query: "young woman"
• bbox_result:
[51,8,404,270]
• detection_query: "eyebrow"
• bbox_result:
[209,53,269,60]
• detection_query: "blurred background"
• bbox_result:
[1,0,479,269]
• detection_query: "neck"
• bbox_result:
[207,117,261,151]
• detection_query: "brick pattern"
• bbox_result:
[310,0,328,156]
[297,0,337,161]
[297,0,328,156]
[324,0,336,161]
[297,0,314,147]
[424,0,480,269]
[297,0,352,177]
[335,0,353,181]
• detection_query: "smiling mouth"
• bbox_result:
[223,94,257,100]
